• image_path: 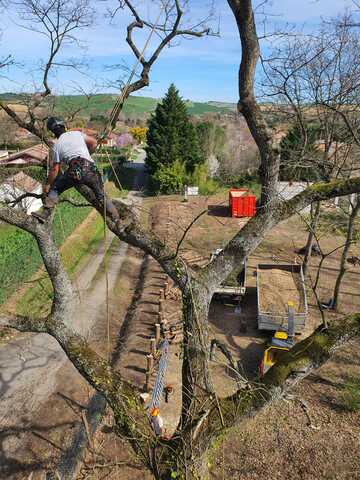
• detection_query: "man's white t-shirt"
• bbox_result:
[52,131,93,165]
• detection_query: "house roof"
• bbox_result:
[77,128,115,139]
[314,140,347,154]
[0,144,49,167]
[4,171,41,193]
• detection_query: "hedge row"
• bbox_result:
[0,189,92,305]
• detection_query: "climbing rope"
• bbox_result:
[37,5,168,360]
[102,2,168,137]
[149,339,169,411]
[101,166,111,363]
[104,147,123,192]
[95,4,168,362]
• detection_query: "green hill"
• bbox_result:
[0,93,233,117]
[207,101,237,111]
[55,94,233,116]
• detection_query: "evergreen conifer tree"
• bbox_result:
[145,84,203,174]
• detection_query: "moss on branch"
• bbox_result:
[281,177,360,218]
[263,313,360,387]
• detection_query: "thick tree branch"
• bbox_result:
[0,312,153,455]
[204,176,360,291]
[181,313,360,459]
[227,0,280,208]
[0,202,73,318]
[0,100,47,144]
[6,192,90,208]
[0,202,41,233]
[75,185,192,289]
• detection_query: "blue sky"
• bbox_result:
[0,0,355,102]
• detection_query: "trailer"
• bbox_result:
[257,263,308,332]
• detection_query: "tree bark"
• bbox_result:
[155,311,360,479]
[2,1,360,478]
[179,284,215,428]
[332,195,360,309]
[228,0,280,210]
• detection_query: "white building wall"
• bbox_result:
[276,182,312,213]
[0,184,42,214]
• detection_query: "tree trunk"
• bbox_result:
[332,195,360,309]
[164,284,215,479]
[303,201,321,275]
[180,286,214,425]
[149,285,217,479]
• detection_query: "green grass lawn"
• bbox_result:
[15,211,105,316]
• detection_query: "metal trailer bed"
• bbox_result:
[256,263,308,332]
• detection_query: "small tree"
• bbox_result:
[145,84,203,174]
[129,126,148,144]
[153,159,187,194]
[332,194,360,309]
[196,120,226,160]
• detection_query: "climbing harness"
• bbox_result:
[68,163,83,182]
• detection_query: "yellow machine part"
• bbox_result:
[274,331,288,340]
[262,345,290,373]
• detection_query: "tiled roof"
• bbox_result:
[4,171,41,192]
[0,144,49,167]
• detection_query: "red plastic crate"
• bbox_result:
[229,188,256,218]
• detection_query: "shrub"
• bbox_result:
[129,126,148,144]
[189,163,219,195]
[215,171,261,197]
[153,159,187,194]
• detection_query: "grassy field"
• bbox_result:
[15,210,105,317]
[0,93,233,118]
[56,94,233,116]
[2,177,127,317]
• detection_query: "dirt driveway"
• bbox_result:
[80,193,360,480]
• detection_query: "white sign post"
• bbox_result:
[185,186,199,196]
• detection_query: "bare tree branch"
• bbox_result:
[105,0,213,131]
[5,191,91,208]
[0,0,94,143]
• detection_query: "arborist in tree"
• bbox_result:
[32,117,120,223]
